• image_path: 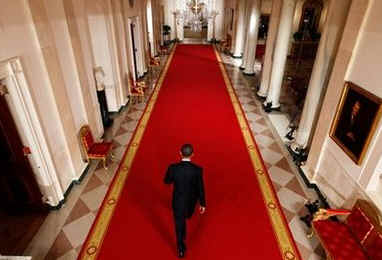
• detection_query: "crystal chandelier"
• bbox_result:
[185,0,207,32]
[187,0,205,14]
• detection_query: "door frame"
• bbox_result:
[0,83,43,208]
[130,22,139,80]
[0,58,64,206]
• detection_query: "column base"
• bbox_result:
[243,71,256,76]
[262,102,280,113]
[256,92,267,101]
[209,38,218,44]
[286,144,308,166]
[290,142,306,156]
[231,54,243,59]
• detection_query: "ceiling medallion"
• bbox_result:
[128,0,134,8]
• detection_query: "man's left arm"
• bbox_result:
[198,168,206,213]
[164,165,174,184]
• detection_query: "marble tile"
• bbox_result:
[64,199,91,225]
[122,121,139,131]
[268,142,283,154]
[268,166,295,186]
[44,231,73,260]
[128,110,143,120]
[238,96,252,104]
[80,185,108,212]
[63,213,96,248]
[82,174,103,194]
[113,132,133,145]
[296,242,314,260]
[277,187,306,213]
[275,157,293,172]
[286,177,307,198]
[288,215,320,250]
[245,111,262,122]
[258,148,284,165]
[250,121,268,133]
[254,134,275,148]
[115,126,129,136]
[308,253,324,260]
[113,145,128,161]
[56,249,79,260]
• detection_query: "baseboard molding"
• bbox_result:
[243,72,256,76]
[285,146,330,208]
[48,164,91,210]
[231,54,243,59]
[109,98,131,116]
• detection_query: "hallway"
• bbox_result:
[25,44,324,260]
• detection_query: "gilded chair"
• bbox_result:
[128,73,145,103]
[158,41,169,55]
[219,34,232,54]
[79,125,113,170]
[147,50,161,80]
[130,72,147,90]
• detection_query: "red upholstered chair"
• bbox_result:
[158,41,169,55]
[363,229,382,260]
[255,44,266,60]
[129,72,147,90]
[80,125,113,170]
[311,200,382,260]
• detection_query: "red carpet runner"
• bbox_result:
[78,45,301,260]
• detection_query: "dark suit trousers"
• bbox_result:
[174,212,188,249]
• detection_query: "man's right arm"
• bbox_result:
[164,165,174,184]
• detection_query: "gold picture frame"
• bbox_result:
[330,82,382,165]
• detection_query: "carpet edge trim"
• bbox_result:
[213,47,302,260]
[77,45,178,260]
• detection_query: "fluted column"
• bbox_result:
[232,0,246,58]
[240,0,252,70]
[257,0,282,97]
[264,0,297,109]
[243,0,261,75]
[290,0,352,153]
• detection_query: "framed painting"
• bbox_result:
[330,82,382,164]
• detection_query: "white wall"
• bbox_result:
[88,1,120,112]
[310,0,382,209]
[0,0,78,205]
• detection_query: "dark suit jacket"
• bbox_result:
[164,161,206,218]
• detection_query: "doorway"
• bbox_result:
[0,81,47,254]
[130,22,139,80]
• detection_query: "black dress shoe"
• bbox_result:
[177,248,185,258]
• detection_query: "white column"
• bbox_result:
[291,0,352,152]
[264,0,297,109]
[232,0,246,58]
[257,0,282,97]
[243,0,261,75]
[173,12,178,41]
[240,0,252,70]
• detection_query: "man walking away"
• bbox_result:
[164,144,206,258]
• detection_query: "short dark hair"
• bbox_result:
[180,144,193,157]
